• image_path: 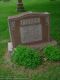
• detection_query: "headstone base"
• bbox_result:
[8,40,57,53]
[8,42,13,54]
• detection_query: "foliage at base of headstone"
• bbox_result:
[11,45,42,69]
[43,45,60,61]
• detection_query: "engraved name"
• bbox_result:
[20,18,40,26]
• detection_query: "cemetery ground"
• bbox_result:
[0,0,60,79]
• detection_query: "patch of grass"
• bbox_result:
[32,65,60,80]
[0,43,6,58]
[0,66,29,80]
[0,0,18,41]
[0,42,7,64]
[0,62,60,80]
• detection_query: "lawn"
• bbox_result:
[0,0,60,80]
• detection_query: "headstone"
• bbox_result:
[17,0,25,12]
[8,12,52,49]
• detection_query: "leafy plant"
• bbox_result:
[43,45,60,61]
[11,45,42,69]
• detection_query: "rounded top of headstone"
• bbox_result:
[8,12,50,20]
[44,12,50,14]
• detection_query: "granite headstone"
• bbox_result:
[8,12,50,49]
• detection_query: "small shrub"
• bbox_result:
[11,45,42,69]
[43,45,60,61]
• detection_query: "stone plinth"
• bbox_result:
[8,40,57,53]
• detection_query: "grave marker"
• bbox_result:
[17,0,25,12]
[8,12,56,51]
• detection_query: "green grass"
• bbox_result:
[0,0,18,41]
[0,65,29,80]
[0,62,60,80]
[0,0,60,79]
[32,65,60,80]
